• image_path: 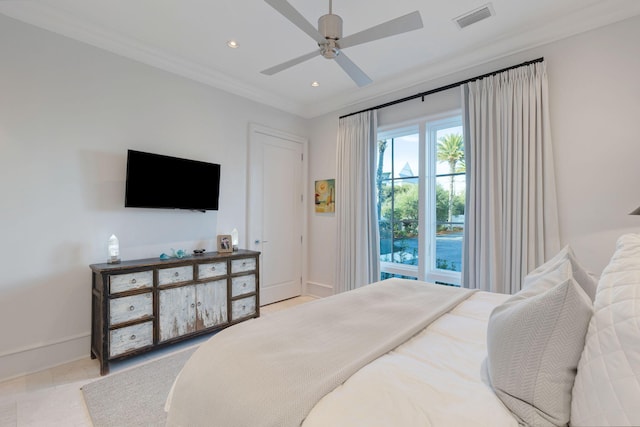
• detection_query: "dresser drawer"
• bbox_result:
[109,271,153,294]
[231,257,256,274]
[110,293,153,326]
[109,321,153,358]
[158,266,193,286]
[198,261,227,280]
[231,296,256,320]
[231,274,256,297]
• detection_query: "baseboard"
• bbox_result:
[305,281,333,298]
[0,333,91,382]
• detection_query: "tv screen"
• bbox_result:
[125,149,220,211]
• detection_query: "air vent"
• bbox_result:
[454,3,494,29]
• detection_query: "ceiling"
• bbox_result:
[1,0,639,118]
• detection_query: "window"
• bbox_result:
[377,115,465,286]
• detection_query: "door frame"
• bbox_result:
[247,123,308,302]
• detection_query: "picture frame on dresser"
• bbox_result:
[217,234,232,252]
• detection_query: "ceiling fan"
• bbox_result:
[261,0,423,87]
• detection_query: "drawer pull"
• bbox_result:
[211,266,216,271]
[242,283,247,288]
[191,303,195,308]
[131,278,137,284]
[130,334,136,340]
[197,301,202,307]
[242,261,246,266]
[174,271,179,277]
[129,305,135,311]
[242,305,246,310]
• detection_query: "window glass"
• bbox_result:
[381,272,418,280]
[434,125,465,274]
[377,131,420,271]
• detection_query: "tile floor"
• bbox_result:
[0,295,316,427]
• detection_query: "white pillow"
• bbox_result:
[571,234,640,426]
[487,259,592,426]
[523,245,598,301]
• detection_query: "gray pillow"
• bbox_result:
[486,260,593,426]
[523,245,597,301]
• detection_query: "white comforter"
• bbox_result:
[166,279,478,427]
[302,291,518,427]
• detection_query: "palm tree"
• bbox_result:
[437,134,464,229]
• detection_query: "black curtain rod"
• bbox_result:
[339,57,544,119]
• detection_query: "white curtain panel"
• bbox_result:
[335,111,380,294]
[462,61,560,294]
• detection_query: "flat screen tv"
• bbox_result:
[125,149,220,211]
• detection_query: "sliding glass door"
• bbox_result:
[377,114,464,286]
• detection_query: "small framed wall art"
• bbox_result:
[217,234,233,253]
[315,179,335,213]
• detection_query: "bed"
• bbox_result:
[166,233,640,427]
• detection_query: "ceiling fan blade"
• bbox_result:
[339,11,423,49]
[264,0,326,44]
[261,50,320,75]
[334,52,372,87]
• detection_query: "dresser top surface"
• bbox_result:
[90,249,260,273]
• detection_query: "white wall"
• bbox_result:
[306,15,640,294]
[306,114,338,298]
[546,16,640,273]
[0,15,308,381]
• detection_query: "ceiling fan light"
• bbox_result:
[226,40,239,49]
[320,40,339,59]
[311,81,320,87]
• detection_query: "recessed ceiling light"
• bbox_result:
[227,40,239,49]
[311,81,320,87]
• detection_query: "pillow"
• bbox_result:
[486,259,593,426]
[570,234,640,426]
[523,245,598,301]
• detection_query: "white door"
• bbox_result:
[248,124,306,306]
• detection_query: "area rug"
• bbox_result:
[82,347,197,427]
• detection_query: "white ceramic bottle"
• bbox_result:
[108,234,121,264]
